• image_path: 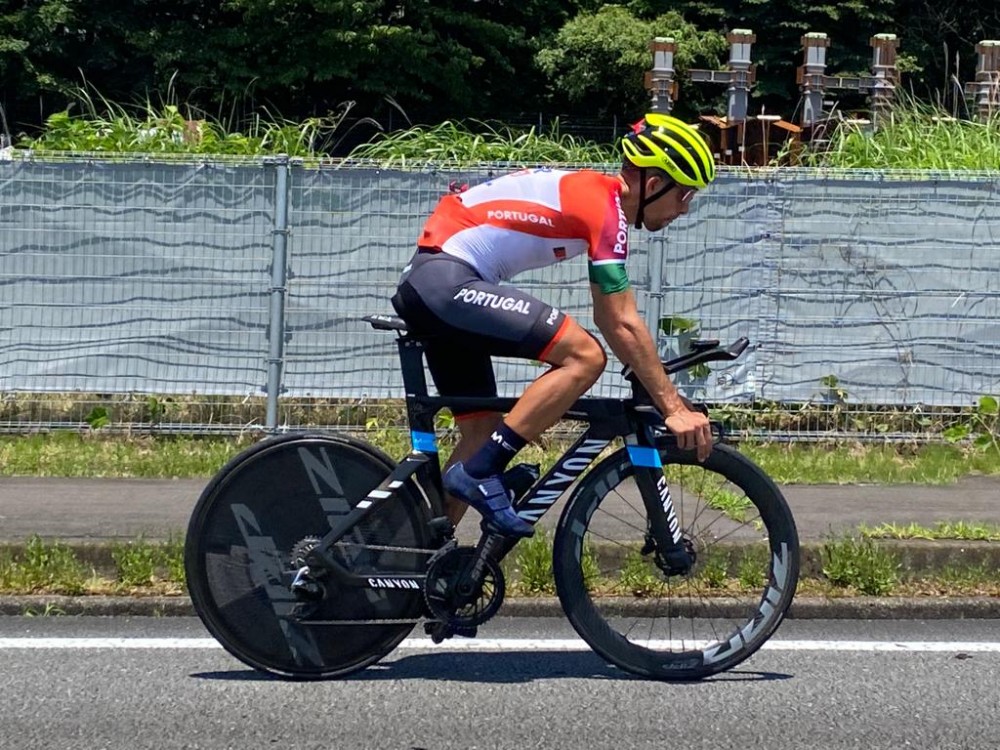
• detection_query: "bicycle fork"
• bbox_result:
[626,434,694,576]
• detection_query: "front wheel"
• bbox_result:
[553,443,799,680]
[185,433,435,679]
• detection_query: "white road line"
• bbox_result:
[0,637,999,653]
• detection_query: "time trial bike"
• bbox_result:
[184,313,799,681]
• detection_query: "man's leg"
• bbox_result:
[442,411,502,525]
[444,318,606,530]
[503,319,607,441]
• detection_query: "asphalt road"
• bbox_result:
[0,616,998,749]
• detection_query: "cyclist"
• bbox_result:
[391,113,716,538]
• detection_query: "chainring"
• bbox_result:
[290,535,323,568]
[424,546,505,628]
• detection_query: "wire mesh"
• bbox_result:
[1,156,998,440]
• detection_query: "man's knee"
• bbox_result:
[543,322,608,381]
[581,330,609,375]
[563,328,607,383]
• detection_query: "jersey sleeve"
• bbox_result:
[561,172,630,295]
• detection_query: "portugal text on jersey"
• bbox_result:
[418,169,630,295]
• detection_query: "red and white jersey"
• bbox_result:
[417,168,631,293]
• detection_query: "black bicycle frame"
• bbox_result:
[303,318,748,591]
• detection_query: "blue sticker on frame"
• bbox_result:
[411,431,438,453]
[626,445,662,468]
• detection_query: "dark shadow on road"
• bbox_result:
[192,652,793,684]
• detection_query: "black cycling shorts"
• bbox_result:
[391,250,569,415]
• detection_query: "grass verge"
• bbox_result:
[2,433,1000,484]
[5,530,993,599]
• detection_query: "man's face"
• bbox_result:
[643,180,697,231]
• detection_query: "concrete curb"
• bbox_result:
[4,539,1000,578]
[2,594,1000,619]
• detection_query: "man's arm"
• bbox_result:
[591,284,713,461]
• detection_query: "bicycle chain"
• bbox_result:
[331,541,439,556]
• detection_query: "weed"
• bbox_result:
[112,539,160,588]
[943,396,1000,453]
[22,603,67,617]
[821,536,899,595]
[697,547,729,589]
[618,549,663,597]
[162,535,187,588]
[736,546,770,590]
[860,521,1000,542]
[0,536,90,595]
[511,527,554,594]
[580,540,602,592]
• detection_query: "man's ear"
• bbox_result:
[647,173,670,194]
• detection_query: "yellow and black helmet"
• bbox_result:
[621,113,716,189]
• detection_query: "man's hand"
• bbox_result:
[664,408,713,462]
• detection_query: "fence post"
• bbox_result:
[645,238,666,359]
[265,155,291,431]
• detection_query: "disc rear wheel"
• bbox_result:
[185,433,435,679]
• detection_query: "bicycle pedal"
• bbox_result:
[424,621,478,644]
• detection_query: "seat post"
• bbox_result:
[397,336,429,397]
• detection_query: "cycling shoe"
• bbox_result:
[443,462,535,538]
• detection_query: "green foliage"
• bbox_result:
[85,406,110,430]
[943,395,1000,453]
[658,315,700,336]
[0,432,249,478]
[861,521,1000,542]
[736,545,769,590]
[3,0,1000,138]
[580,539,602,592]
[0,536,90,594]
[820,374,849,404]
[683,0,896,96]
[618,548,663,597]
[697,547,729,588]
[741,440,1000,485]
[536,6,727,119]
[511,526,555,594]
[111,539,160,587]
[348,119,615,166]
[799,106,1000,170]
[821,535,899,595]
[111,536,185,588]
[20,86,363,155]
[162,535,186,588]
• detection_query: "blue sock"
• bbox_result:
[464,423,528,479]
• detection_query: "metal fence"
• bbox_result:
[2,154,999,439]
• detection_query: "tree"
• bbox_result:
[536,5,728,120]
